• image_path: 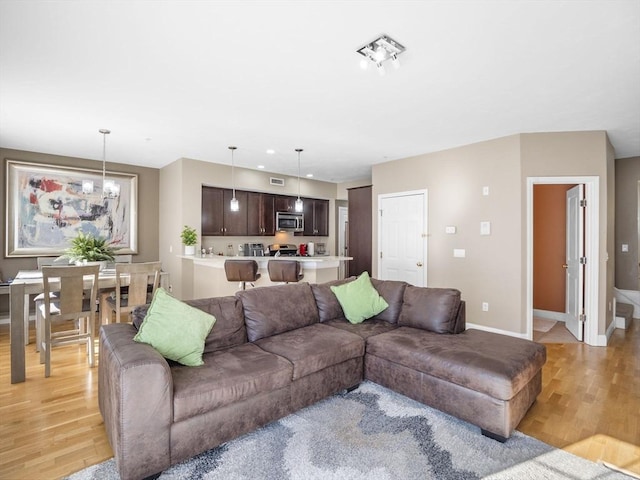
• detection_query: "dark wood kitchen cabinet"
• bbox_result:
[347,185,372,277]
[247,192,275,236]
[201,186,248,236]
[275,195,296,212]
[301,198,329,236]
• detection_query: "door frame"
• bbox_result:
[377,189,428,286]
[526,176,599,346]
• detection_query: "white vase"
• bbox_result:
[184,245,195,256]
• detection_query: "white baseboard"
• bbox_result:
[614,288,640,317]
[596,319,618,346]
[466,323,530,340]
[533,309,566,323]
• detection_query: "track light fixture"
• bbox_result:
[357,34,405,75]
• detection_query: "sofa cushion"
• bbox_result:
[237,283,320,342]
[310,277,355,323]
[133,296,247,354]
[366,327,546,400]
[171,343,293,422]
[133,288,216,366]
[370,279,408,324]
[323,318,399,339]
[398,286,462,333]
[255,324,364,380]
[330,272,389,324]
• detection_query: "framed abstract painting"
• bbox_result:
[5,160,138,257]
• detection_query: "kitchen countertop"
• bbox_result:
[181,255,352,268]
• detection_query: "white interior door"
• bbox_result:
[378,191,426,286]
[565,184,584,341]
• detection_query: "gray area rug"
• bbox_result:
[67,381,629,479]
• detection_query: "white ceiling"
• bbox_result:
[1,0,639,183]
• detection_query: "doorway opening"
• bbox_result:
[532,183,580,343]
[526,176,600,346]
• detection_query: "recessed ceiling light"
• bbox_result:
[257,165,265,169]
[266,149,275,154]
[306,173,313,178]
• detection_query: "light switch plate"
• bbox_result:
[480,221,491,235]
[482,186,490,196]
[453,249,466,258]
[622,244,629,252]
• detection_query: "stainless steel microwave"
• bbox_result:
[276,211,304,232]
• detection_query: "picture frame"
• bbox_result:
[5,160,138,257]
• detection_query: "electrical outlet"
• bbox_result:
[445,225,457,234]
[482,186,490,196]
[622,244,629,252]
[453,249,466,258]
[482,302,489,312]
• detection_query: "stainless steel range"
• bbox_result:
[267,244,298,256]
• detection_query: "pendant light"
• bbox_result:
[229,146,239,211]
[295,148,303,212]
[99,128,120,198]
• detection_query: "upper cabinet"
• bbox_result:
[203,187,328,237]
[247,192,275,236]
[275,195,296,213]
[301,198,329,236]
[201,186,248,236]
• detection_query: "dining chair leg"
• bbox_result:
[43,316,51,378]
[87,316,95,367]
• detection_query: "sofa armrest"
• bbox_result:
[452,300,466,333]
[99,323,173,480]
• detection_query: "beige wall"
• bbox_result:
[372,132,613,338]
[160,158,339,300]
[0,148,160,317]
[520,131,614,336]
[0,148,160,278]
[615,156,640,290]
[336,178,372,200]
[372,135,523,333]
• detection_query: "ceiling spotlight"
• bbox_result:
[356,34,405,74]
[391,53,400,69]
[266,149,275,154]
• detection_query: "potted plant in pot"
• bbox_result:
[181,225,197,255]
[63,232,116,270]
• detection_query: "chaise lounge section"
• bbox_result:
[99,277,546,480]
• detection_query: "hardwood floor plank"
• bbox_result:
[1,319,639,479]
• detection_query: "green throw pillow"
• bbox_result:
[330,272,389,324]
[134,288,216,366]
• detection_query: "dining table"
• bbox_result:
[9,268,169,383]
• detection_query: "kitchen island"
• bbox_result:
[181,255,352,298]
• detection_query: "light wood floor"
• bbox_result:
[0,320,639,479]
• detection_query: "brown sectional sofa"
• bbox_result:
[99,278,546,480]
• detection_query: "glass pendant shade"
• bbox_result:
[295,148,303,212]
[229,146,239,212]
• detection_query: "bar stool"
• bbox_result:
[267,260,304,284]
[224,260,261,290]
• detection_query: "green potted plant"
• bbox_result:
[180,225,198,255]
[63,232,116,269]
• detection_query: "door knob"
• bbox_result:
[562,264,568,269]
[417,262,423,267]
